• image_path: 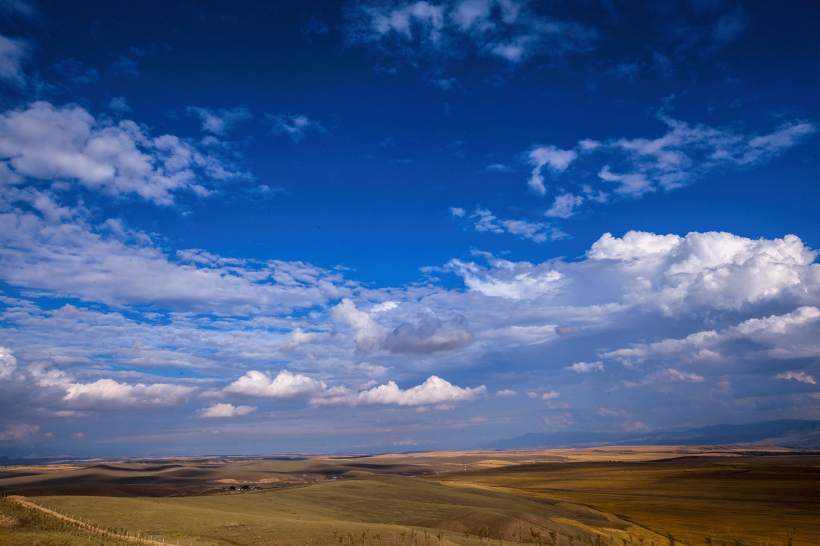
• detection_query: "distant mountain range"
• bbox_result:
[483,419,820,450]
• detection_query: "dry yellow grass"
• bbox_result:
[428,452,820,546]
[1,446,816,546]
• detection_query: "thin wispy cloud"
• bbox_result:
[266,113,328,142]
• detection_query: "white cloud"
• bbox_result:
[442,229,818,348]
[186,106,252,136]
[317,375,487,408]
[495,389,516,396]
[449,206,466,217]
[468,208,565,243]
[332,298,384,355]
[267,113,327,142]
[447,257,562,300]
[518,111,816,201]
[501,218,561,243]
[61,379,195,411]
[607,114,816,192]
[602,307,820,366]
[471,208,504,234]
[545,193,584,218]
[0,206,355,313]
[0,102,248,204]
[585,231,820,314]
[279,328,320,351]
[344,0,599,66]
[528,146,578,195]
[223,370,486,409]
[540,390,560,400]
[565,361,604,373]
[776,371,816,385]
[224,370,326,400]
[597,166,654,196]
[0,346,18,380]
[31,367,197,411]
[198,403,257,418]
[371,301,399,313]
[0,33,31,88]
[587,230,682,261]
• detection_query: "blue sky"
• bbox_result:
[0,0,818,456]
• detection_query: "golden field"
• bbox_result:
[0,445,816,546]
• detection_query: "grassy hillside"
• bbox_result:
[0,496,140,546]
[1,447,816,546]
[9,475,663,546]
[428,455,819,546]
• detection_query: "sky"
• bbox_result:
[0,0,818,457]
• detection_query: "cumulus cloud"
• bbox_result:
[332,298,384,355]
[602,307,820,367]
[371,301,399,313]
[31,367,196,411]
[224,370,486,409]
[540,390,560,400]
[383,313,474,354]
[0,102,248,204]
[186,106,252,135]
[0,346,18,380]
[586,230,682,261]
[343,0,599,66]
[62,379,195,410]
[199,403,257,418]
[447,256,562,300]
[449,206,466,217]
[279,328,321,351]
[586,231,820,314]
[496,389,516,396]
[565,361,604,372]
[224,370,326,400]
[0,33,31,88]
[266,113,327,142]
[315,375,487,408]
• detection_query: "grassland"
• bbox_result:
[1,446,816,546]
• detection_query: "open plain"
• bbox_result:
[1,446,817,546]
